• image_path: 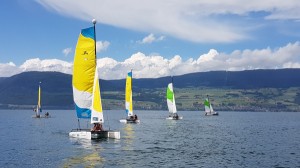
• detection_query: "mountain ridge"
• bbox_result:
[0,69,299,111]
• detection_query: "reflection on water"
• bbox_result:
[62,152,104,168]
[63,139,105,168]
[166,118,178,130]
[123,124,135,151]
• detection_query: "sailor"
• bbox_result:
[92,123,103,131]
[130,115,134,120]
[173,113,179,119]
[134,114,138,121]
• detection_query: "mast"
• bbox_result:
[92,19,97,60]
[171,76,177,113]
[131,69,133,115]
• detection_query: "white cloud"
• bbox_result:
[33,0,300,48]
[1,42,300,79]
[19,58,72,74]
[36,0,300,43]
[138,34,165,44]
[0,62,20,77]
[96,41,110,52]
[62,47,72,56]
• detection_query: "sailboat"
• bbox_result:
[34,82,42,118]
[69,19,120,139]
[166,77,182,120]
[204,95,218,116]
[120,70,140,123]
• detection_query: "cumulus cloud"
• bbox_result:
[138,34,165,44]
[20,58,72,74]
[62,47,72,56]
[1,42,300,79]
[96,41,110,52]
[0,62,21,77]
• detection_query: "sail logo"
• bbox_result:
[82,51,88,55]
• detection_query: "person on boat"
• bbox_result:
[45,112,49,117]
[129,115,134,121]
[92,123,103,131]
[173,113,179,119]
[134,114,138,121]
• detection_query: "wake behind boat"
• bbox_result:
[120,70,140,124]
[166,77,182,120]
[69,19,120,140]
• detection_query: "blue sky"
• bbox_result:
[0,0,300,79]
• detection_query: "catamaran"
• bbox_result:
[204,95,218,116]
[69,19,120,139]
[120,70,140,123]
[166,77,182,120]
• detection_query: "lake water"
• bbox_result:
[0,110,299,168]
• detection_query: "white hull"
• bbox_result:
[166,116,183,120]
[120,119,140,124]
[32,115,50,118]
[205,112,219,116]
[69,129,120,139]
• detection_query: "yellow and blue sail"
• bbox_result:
[72,27,96,119]
[125,71,133,116]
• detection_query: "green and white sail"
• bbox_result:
[166,83,177,113]
[204,98,212,113]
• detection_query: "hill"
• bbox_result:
[0,69,300,111]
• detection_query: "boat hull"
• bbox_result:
[166,116,183,120]
[120,119,140,124]
[32,115,51,118]
[205,112,219,116]
[69,129,120,139]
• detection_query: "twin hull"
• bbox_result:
[69,129,120,139]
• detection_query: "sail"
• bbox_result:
[210,104,214,112]
[167,83,177,113]
[36,83,42,116]
[125,71,133,116]
[91,68,104,123]
[38,83,41,112]
[72,27,96,119]
[204,98,211,113]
